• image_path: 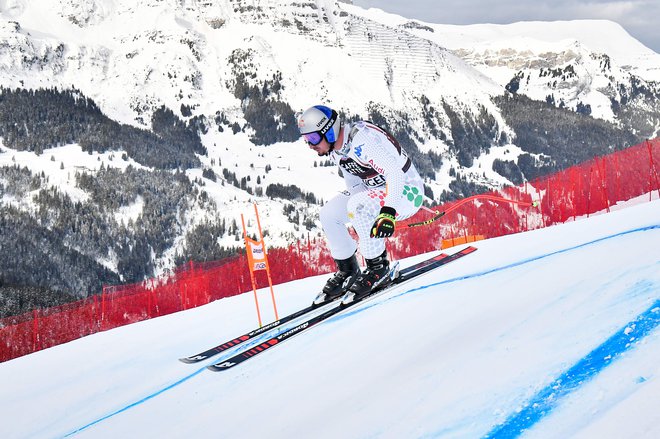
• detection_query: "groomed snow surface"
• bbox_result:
[1,199,659,439]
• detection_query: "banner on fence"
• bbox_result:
[246,237,267,271]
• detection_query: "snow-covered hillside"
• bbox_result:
[0,198,658,438]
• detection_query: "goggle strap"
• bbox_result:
[319,110,337,136]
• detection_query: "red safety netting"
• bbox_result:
[1,139,658,362]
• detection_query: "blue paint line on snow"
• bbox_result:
[62,367,206,437]
[62,224,659,436]
[482,299,660,439]
[61,326,300,437]
[334,224,660,322]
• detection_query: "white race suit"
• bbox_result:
[320,121,425,260]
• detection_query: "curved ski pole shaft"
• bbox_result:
[406,208,445,228]
[403,194,540,228]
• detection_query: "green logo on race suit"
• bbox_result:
[403,185,423,207]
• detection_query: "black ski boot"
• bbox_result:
[342,250,392,304]
[313,253,361,305]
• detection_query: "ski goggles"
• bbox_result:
[303,131,323,146]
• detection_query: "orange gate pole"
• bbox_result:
[241,213,263,327]
[253,203,279,320]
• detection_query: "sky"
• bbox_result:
[353,0,660,55]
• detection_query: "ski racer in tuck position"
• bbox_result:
[297,105,425,305]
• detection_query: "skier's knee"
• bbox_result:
[319,202,335,228]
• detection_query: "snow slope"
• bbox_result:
[0,199,659,438]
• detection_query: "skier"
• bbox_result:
[297,105,425,305]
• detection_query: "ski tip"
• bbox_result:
[207,360,236,372]
[179,354,210,364]
[179,356,203,364]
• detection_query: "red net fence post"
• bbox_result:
[648,139,660,200]
[0,312,34,362]
[34,298,99,352]
[586,157,610,216]
[0,297,100,362]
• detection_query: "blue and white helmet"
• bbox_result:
[297,105,341,145]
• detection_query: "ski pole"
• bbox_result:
[404,194,540,228]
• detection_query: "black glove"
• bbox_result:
[370,206,397,238]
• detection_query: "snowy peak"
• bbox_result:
[358,14,660,128]
[453,40,621,120]
[0,0,502,128]
[349,8,659,75]
[3,0,347,43]
[415,19,660,83]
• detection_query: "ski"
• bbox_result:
[179,302,327,363]
[179,253,454,364]
[207,246,477,371]
[179,251,448,364]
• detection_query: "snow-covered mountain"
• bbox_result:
[0,0,495,123]
[0,0,658,292]
[2,0,656,157]
[355,7,660,133]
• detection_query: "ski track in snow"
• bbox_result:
[55,220,660,438]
